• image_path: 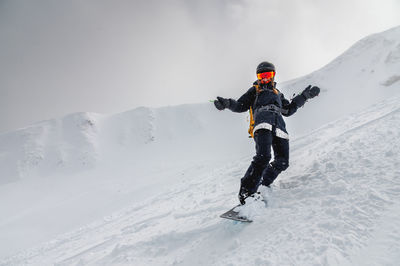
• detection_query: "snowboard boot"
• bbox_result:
[238,187,251,205]
[239,191,263,205]
[239,164,264,205]
[239,187,265,205]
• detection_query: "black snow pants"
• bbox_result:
[240,129,289,195]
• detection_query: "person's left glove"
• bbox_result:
[302,85,320,99]
[214,96,230,110]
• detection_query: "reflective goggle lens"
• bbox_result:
[257,71,275,80]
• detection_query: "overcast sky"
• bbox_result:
[1,0,400,133]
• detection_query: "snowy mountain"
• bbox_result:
[1,26,400,265]
[281,25,400,136]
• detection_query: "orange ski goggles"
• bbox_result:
[257,71,275,80]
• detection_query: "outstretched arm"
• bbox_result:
[214,87,256,113]
[281,85,320,117]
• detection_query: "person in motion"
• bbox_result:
[214,61,320,205]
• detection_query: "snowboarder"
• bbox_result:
[214,61,320,205]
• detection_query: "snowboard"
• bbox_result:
[220,205,253,222]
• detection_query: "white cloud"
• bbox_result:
[0,0,399,133]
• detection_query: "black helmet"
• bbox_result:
[256,61,275,73]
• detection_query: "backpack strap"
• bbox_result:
[248,106,255,138]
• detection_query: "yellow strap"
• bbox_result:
[248,107,255,138]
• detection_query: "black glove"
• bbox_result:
[301,85,320,99]
[214,96,230,110]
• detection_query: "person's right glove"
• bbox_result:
[301,85,320,99]
[214,96,230,110]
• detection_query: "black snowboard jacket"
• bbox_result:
[227,81,307,139]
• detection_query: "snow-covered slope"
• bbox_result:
[281,25,400,136]
[2,94,400,266]
[1,26,400,264]
[0,104,252,258]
